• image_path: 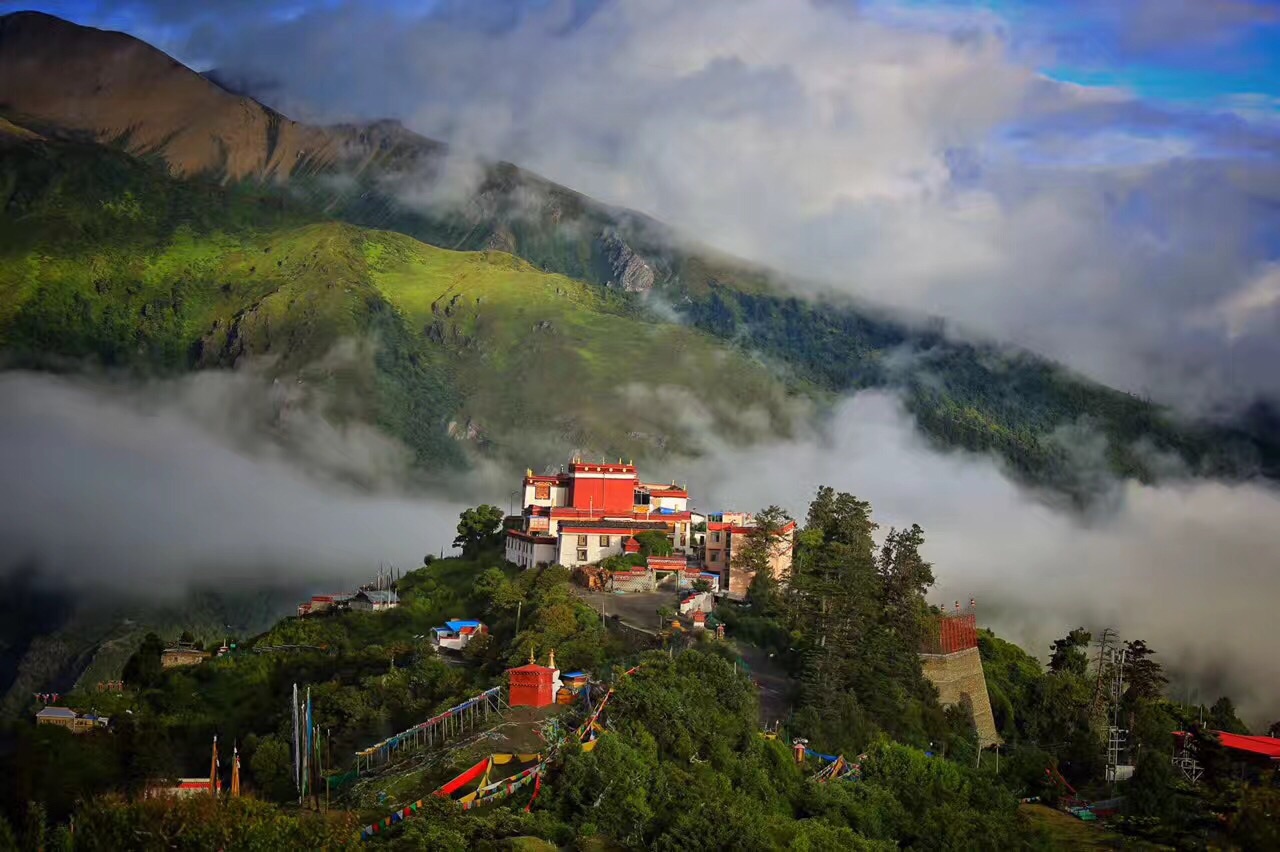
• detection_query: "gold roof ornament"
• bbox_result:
[548,649,557,670]
[528,644,536,665]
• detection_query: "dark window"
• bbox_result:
[710,551,720,562]
[577,535,588,547]
[599,535,611,546]
[712,532,721,543]
[577,549,588,562]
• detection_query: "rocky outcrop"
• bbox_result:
[600,230,656,294]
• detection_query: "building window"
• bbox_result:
[710,551,719,562]
[577,535,588,547]
[577,549,588,562]
[712,532,721,543]
[535,483,550,500]
[599,535,611,546]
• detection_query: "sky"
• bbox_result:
[6,0,1280,718]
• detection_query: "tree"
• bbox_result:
[453,505,505,558]
[734,506,792,616]
[122,632,166,689]
[249,735,296,803]
[633,530,672,557]
[1125,748,1177,821]
[1122,639,1167,703]
[876,524,935,647]
[1048,628,1091,677]
[1207,696,1248,734]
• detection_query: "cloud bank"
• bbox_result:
[683,390,1280,723]
[0,369,475,594]
[81,0,1280,415]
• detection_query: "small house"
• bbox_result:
[35,706,77,729]
[431,620,488,652]
[349,589,399,612]
[161,647,209,669]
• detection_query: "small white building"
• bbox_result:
[431,620,488,651]
[505,531,557,569]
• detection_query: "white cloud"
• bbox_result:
[162,0,1280,414]
[685,391,1280,723]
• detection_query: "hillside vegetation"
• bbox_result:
[0,136,798,469]
[1,11,1276,495]
[2,494,1273,849]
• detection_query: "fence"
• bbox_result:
[352,686,504,775]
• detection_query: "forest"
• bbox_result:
[0,488,1275,850]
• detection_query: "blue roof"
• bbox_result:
[564,671,587,678]
[444,620,483,630]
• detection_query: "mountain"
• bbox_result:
[1,9,1276,493]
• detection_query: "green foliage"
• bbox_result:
[454,504,505,558]
[633,530,672,557]
[1047,628,1091,677]
[1231,784,1280,849]
[121,632,165,689]
[248,735,295,803]
[69,795,360,850]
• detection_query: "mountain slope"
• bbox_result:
[0,133,799,468]
[0,10,1274,493]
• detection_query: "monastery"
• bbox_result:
[504,458,795,597]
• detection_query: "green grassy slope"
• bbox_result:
[0,134,801,469]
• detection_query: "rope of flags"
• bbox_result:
[33,693,61,705]
[360,663,644,840]
[354,686,502,770]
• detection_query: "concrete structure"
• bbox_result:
[507,651,562,708]
[919,608,1001,748]
[350,589,399,612]
[146,778,220,798]
[35,706,109,732]
[703,513,797,599]
[506,459,694,569]
[432,620,488,652]
[161,646,209,669]
[296,593,352,617]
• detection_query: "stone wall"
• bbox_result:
[919,647,1002,747]
[610,570,656,593]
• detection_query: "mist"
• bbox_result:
[683,391,1280,724]
[0,369,477,595]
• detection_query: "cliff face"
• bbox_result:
[601,230,656,294]
[920,647,1002,747]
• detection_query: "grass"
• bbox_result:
[364,230,803,460]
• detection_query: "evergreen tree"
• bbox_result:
[876,523,935,649]
[122,632,166,689]
[1048,628,1091,677]
[1122,639,1168,703]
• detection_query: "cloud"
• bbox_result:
[0,367,478,595]
[77,0,1278,418]
[685,391,1280,724]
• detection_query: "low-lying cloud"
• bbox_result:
[685,391,1280,724]
[0,369,476,594]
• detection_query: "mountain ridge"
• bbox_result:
[1,10,1276,493]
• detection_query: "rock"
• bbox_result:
[600,230,655,294]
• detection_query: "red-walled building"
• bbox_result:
[507,657,562,708]
[505,458,693,569]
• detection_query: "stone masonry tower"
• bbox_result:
[919,600,1002,748]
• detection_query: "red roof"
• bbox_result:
[1175,731,1280,760]
[507,663,557,675]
